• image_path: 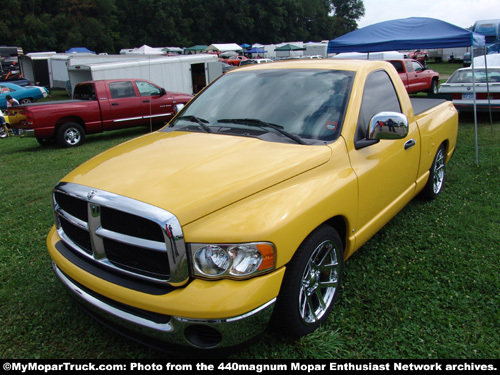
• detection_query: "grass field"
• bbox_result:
[1,76,499,359]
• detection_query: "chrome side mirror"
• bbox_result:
[368,112,409,140]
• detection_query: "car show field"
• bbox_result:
[1,59,499,359]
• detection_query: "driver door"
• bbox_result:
[349,70,420,245]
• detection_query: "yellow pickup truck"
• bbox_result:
[47,59,458,354]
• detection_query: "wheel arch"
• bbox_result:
[324,215,348,251]
[55,116,86,132]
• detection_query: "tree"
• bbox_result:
[0,0,365,53]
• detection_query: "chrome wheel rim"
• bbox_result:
[299,240,340,324]
[433,148,445,194]
[64,128,81,145]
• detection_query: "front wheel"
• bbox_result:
[272,225,343,337]
[421,144,446,200]
[428,80,439,95]
[57,122,85,147]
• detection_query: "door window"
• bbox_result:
[412,61,424,72]
[136,81,162,96]
[355,70,401,142]
[109,81,136,99]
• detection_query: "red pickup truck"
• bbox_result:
[11,79,193,147]
[388,59,440,94]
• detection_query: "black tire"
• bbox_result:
[273,225,343,337]
[0,126,7,138]
[57,122,85,148]
[428,79,439,95]
[421,144,446,200]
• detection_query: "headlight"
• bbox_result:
[190,242,275,279]
[174,103,185,113]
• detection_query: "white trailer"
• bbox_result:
[304,43,328,58]
[48,53,157,89]
[18,52,57,86]
[67,54,221,95]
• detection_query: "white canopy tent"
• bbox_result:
[205,43,243,54]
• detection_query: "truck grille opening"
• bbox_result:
[59,218,93,255]
[52,184,187,284]
[101,206,165,242]
[103,238,170,279]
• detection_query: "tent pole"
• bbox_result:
[483,47,493,127]
[472,46,479,166]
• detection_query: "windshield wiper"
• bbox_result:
[176,115,212,133]
[217,118,307,145]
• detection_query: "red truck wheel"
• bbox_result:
[57,122,85,147]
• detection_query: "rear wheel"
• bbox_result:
[19,98,33,105]
[421,144,446,200]
[273,225,343,337]
[57,122,85,147]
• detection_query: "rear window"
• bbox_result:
[73,84,96,100]
[448,68,500,83]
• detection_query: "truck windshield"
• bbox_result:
[166,68,354,144]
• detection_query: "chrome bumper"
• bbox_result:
[53,263,275,351]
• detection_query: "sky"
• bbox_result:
[357,0,500,29]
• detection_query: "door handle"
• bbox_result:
[143,100,150,103]
[111,103,119,106]
[404,138,416,150]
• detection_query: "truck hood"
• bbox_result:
[63,131,332,225]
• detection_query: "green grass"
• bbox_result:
[427,62,463,77]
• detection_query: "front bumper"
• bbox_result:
[48,226,285,351]
[53,263,276,351]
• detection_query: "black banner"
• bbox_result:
[2,359,499,374]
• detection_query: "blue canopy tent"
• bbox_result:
[328,17,484,53]
[328,17,486,164]
[65,47,95,54]
[245,47,267,54]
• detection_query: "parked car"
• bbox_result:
[239,58,273,66]
[404,50,429,63]
[438,66,500,111]
[0,82,49,108]
[387,59,440,94]
[220,55,248,66]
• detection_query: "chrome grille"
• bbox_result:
[53,182,189,285]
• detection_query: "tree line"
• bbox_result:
[0,0,365,54]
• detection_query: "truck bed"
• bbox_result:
[17,99,86,108]
[411,98,448,116]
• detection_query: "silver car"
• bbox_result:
[438,66,500,112]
